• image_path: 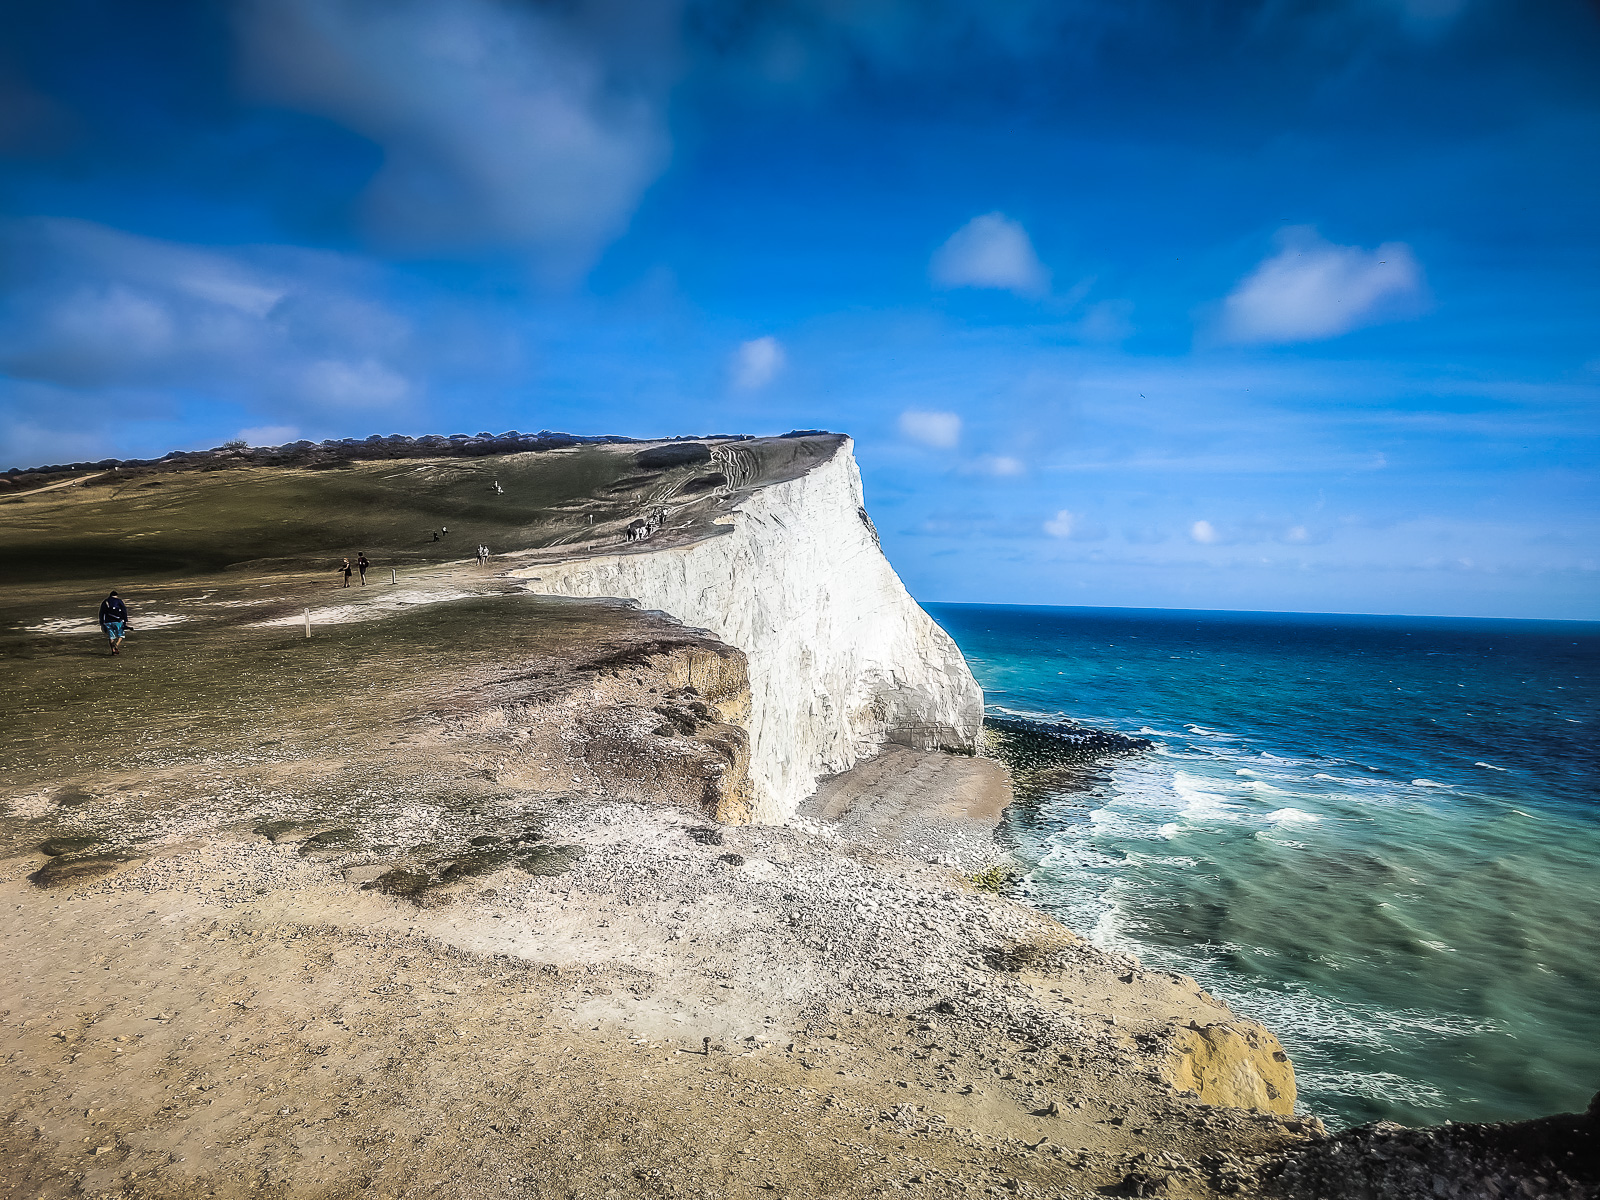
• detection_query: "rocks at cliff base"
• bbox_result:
[1265,1092,1600,1200]
[1164,1020,1297,1116]
[984,715,1153,759]
[982,716,1154,806]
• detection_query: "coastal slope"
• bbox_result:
[0,430,1342,1199]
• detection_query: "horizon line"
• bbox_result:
[918,598,1600,626]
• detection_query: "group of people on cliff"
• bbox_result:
[338,554,371,587]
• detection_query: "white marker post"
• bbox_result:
[304,607,311,639]
[391,568,397,585]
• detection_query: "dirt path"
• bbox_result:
[8,470,106,496]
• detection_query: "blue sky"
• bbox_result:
[2,0,1596,618]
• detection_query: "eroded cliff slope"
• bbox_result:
[513,436,984,822]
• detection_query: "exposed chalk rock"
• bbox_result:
[1165,1019,1297,1115]
[513,437,983,822]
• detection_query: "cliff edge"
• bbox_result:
[512,436,984,823]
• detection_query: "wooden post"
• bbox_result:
[391,568,397,585]
[304,608,311,639]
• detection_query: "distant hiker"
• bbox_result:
[432,530,440,542]
[340,557,353,588]
[98,590,129,656]
[357,553,370,585]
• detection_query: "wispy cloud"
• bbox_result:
[238,424,300,447]
[0,218,421,424]
[1189,519,1220,544]
[930,213,1049,297]
[1218,227,1426,344]
[731,336,785,390]
[964,454,1025,477]
[1073,299,1134,343]
[899,409,962,448]
[235,0,676,276]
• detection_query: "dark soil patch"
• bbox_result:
[30,851,139,888]
[516,844,585,876]
[370,867,431,898]
[634,444,711,469]
[38,835,102,857]
[298,828,359,854]
[437,848,513,883]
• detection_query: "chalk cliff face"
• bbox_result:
[513,438,984,823]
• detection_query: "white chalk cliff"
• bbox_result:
[513,438,984,823]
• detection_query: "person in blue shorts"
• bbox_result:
[98,590,129,655]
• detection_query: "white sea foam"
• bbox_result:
[1411,778,1449,789]
[1256,833,1308,848]
[1237,779,1292,795]
[1474,761,1508,771]
[1266,807,1322,824]
[1173,772,1236,819]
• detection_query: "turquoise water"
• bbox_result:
[927,604,1600,1130]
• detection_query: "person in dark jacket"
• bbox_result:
[98,590,129,655]
[357,553,370,585]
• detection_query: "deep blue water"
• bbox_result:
[927,603,1600,1130]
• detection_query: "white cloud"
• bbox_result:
[898,409,961,449]
[238,425,300,447]
[968,454,1025,477]
[1190,519,1220,544]
[930,213,1049,297]
[731,336,785,390]
[1044,510,1077,538]
[1219,227,1426,344]
[235,0,675,275]
[1283,525,1310,544]
[1044,508,1107,541]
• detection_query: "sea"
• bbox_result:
[926,603,1600,1131]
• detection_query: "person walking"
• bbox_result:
[98,590,129,656]
[357,553,370,585]
[340,557,353,588]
